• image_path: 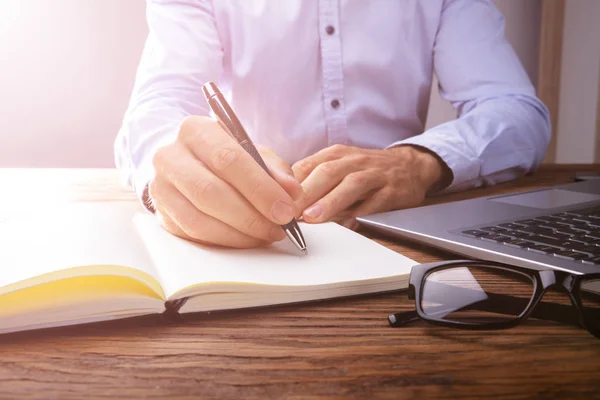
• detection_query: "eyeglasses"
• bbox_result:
[388,260,600,338]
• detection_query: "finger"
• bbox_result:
[352,187,416,217]
[338,217,359,231]
[260,147,303,201]
[178,116,295,225]
[329,209,355,223]
[302,171,384,223]
[156,149,287,243]
[295,158,359,213]
[292,144,353,183]
[328,210,360,231]
[154,208,190,240]
[150,178,269,248]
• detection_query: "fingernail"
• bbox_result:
[275,167,296,182]
[271,201,294,224]
[285,172,302,187]
[270,226,286,241]
[304,204,323,220]
[285,170,298,181]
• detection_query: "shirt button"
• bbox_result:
[325,25,335,35]
[330,99,340,109]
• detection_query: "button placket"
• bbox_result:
[318,0,348,146]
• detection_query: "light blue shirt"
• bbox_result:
[115,0,550,199]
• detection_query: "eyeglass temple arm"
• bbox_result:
[388,291,580,327]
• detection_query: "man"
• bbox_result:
[115,0,550,249]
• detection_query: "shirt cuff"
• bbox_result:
[387,127,481,193]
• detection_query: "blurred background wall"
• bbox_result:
[0,0,147,167]
[0,0,597,167]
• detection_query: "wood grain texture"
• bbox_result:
[538,0,565,164]
[0,166,600,400]
[596,64,600,162]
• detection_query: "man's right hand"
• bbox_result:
[148,116,303,248]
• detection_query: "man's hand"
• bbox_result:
[148,116,303,248]
[292,144,449,229]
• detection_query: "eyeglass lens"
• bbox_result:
[580,278,600,334]
[421,265,535,324]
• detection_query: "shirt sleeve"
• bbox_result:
[391,0,551,193]
[114,0,223,201]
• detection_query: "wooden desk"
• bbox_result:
[0,166,599,399]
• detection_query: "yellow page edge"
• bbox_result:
[0,265,165,300]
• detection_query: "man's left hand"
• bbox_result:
[292,144,449,229]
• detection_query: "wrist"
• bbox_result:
[388,145,451,194]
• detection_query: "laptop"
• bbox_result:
[357,178,600,275]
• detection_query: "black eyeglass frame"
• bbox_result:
[398,259,600,337]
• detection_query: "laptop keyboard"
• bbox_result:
[461,205,600,265]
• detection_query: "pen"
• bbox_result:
[202,81,307,254]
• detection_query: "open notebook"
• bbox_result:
[0,203,417,334]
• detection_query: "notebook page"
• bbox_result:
[133,214,417,299]
[0,203,162,296]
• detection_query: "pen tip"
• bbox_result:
[302,249,307,255]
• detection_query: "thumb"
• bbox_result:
[259,147,304,201]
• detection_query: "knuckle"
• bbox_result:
[346,172,368,186]
[326,197,339,214]
[293,159,314,176]
[177,116,199,140]
[151,145,171,170]
[352,154,370,166]
[330,144,347,155]
[190,178,216,204]
[379,189,398,209]
[315,162,338,178]
[181,115,211,130]
[212,147,240,173]
[248,177,265,204]
[242,215,262,233]
[177,115,212,144]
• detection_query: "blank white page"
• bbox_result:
[0,203,159,292]
[133,214,417,299]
